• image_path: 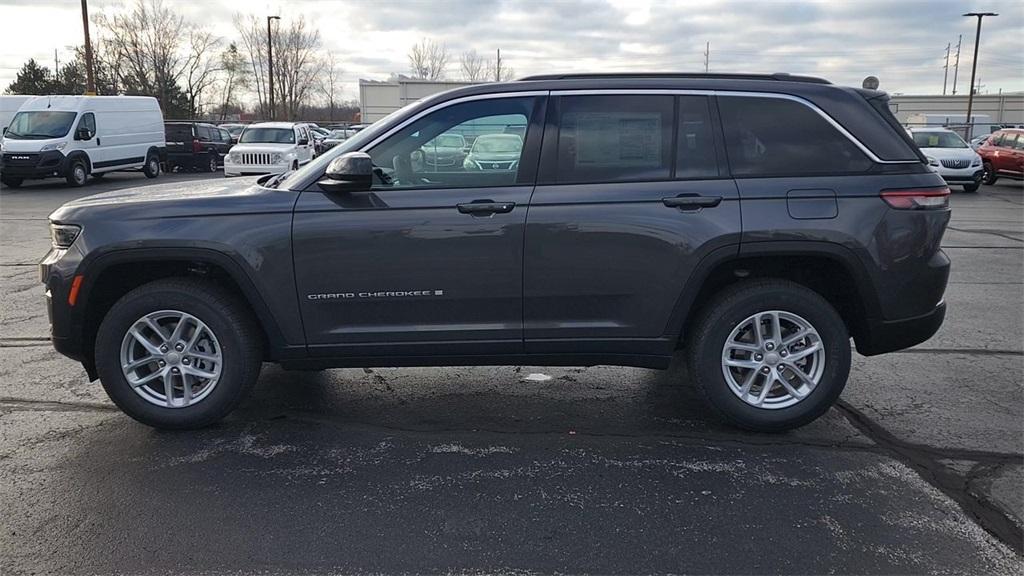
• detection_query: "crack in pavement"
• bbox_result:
[836,400,1024,554]
[893,347,1024,356]
[947,226,1024,244]
[0,397,118,413]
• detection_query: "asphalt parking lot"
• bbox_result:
[1,172,1022,575]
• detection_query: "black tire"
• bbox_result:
[982,162,998,185]
[963,182,980,193]
[202,153,218,173]
[685,279,851,432]
[1,176,23,188]
[94,278,263,429]
[292,160,299,171]
[143,152,160,178]
[65,158,88,187]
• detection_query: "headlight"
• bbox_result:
[227,152,238,163]
[971,155,981,167]
[926,156,939,167]
[272,153,283,164]
[50,223,81,249]
[464,158,480,170]
[40,141,68,152]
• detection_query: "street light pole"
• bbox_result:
[963,11,997,139]
[267,15,280,120]
[80,0,96,94]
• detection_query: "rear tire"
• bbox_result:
[203,153,218,173]
[685,279,851,432]
[1,176,23,188]
[963,182,980,193]
[94,278,263,429]
[982,162,998,185]
[65,158,88,187]
[144,152,160,178]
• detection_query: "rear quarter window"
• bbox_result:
[165,124,193,141]
[718,96,873,177]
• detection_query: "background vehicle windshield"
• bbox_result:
[433,134,464,148]
[473,135,521,153]
[224,125,245,137]
[913,131,967,149]
[239,128,295,144]
[5,111,77,139]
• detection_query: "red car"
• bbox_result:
[978,128,1024,184]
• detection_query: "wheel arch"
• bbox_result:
[670,241,882,350]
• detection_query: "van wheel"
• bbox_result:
[203,153,218,173]
[144,153,160,179]
[94,278,263,429]
[291,160,299,171]
[1,176,23,188]
[963,182,980,193]
[982,162,998,185]
[66,159,88,187]
[685,279,851,432]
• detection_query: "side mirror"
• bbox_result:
[318,151,373,193]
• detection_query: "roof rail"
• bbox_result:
[516,72,832,85]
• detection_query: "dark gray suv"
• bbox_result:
[40,73,951,431]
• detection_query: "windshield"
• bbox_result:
[224,125,245,136]
[432,134,464,148]
[5,111,77,139]
[239,127,294,144]
[473,135,522,153]
[913,131,967,149]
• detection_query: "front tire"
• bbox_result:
[144,152,160,178]
[66,158,88,187]
[686,279,851,432]
[982,162,998,185]
[94,278,262,429]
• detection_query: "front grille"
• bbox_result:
[2,153,39,166]
[481,161,515,170]
[940,159,970,169]
[239,153,273,165]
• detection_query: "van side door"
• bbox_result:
[523,93,740,356]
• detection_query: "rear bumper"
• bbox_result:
[855,302,946,356]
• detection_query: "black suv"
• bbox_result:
[41,73,950,431]
[164,122,233,172]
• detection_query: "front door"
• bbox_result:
[292,95,545,357]
[523,93,739,355]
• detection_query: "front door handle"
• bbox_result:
[95,138,101,146]
[457,201,516,215]
[662,195,722,210]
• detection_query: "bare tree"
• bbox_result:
[217,42,249,120]
[459,49,485,82]
[182,29,222,117]
[318,53,343,121]
[235,14,324,120]
[408,38,449,80]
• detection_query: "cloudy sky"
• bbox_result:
[1,0,1022,100]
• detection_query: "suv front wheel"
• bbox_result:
[686,279,851,431]
[94,278,262,429]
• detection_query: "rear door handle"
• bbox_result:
[662,195,722,210]
[457,201,516,215]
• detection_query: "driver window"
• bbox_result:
[77,113,96,140]
[367,97,536,190]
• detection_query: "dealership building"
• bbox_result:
[359,77,478,122]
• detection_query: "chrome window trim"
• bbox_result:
[548,89,919,164]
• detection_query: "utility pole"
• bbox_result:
[80,0,96,94]
[54,49,60,86]
[963,12,997,139]
[951,34,962,95]
[942,43,950,95]
[267,15,280,120]
[495,48,502,82]
[704,42,710,73]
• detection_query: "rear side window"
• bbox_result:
[556,95,673,183]
[1011,134,1024,150]
[718,96,873,177]
[196,125,212,140]
[165,124,193,142]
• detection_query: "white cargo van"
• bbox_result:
[0,95,33,135]
[0,95,165,187]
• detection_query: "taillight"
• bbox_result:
[880,187,950,210]
[192,138,202,153]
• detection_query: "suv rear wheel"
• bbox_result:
[94,278,262,429]
[686,279,851,431]
[203,153,218,173]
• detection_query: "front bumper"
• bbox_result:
[224,161,288,176]
[855,302,946,356]
[935,166,983,184]
[1,150,69,179]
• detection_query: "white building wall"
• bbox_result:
[890,94,1024,125]
[359,79,479,122]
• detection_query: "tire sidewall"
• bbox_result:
[692,285,851,431]
[144,153,160,178]
[67,159,88,187]
[982,162,997,185]
[95,286,255,428]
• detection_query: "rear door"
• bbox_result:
[292,95,545,356]
[523,93,739,355]
[165,123,193,156]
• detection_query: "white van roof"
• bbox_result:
[17,95,161,114]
